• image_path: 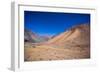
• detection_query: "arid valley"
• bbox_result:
[24,24,90,61]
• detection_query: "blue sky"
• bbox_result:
[24,11,90,36]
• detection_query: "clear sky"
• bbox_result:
[24,11,90,36]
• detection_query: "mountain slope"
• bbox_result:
[24,29,50,43]
[47,24,90,49]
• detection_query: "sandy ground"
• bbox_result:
[24,45,90,61]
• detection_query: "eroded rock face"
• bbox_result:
[24,24,90,61]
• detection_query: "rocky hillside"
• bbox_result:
[24,29,50,43]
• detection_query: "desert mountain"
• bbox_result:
[24,24,90,61]
[24,29,50,43]
[47,24,90,49]
[24,29,38,42]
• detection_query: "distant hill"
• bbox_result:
[24,29,51,43]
